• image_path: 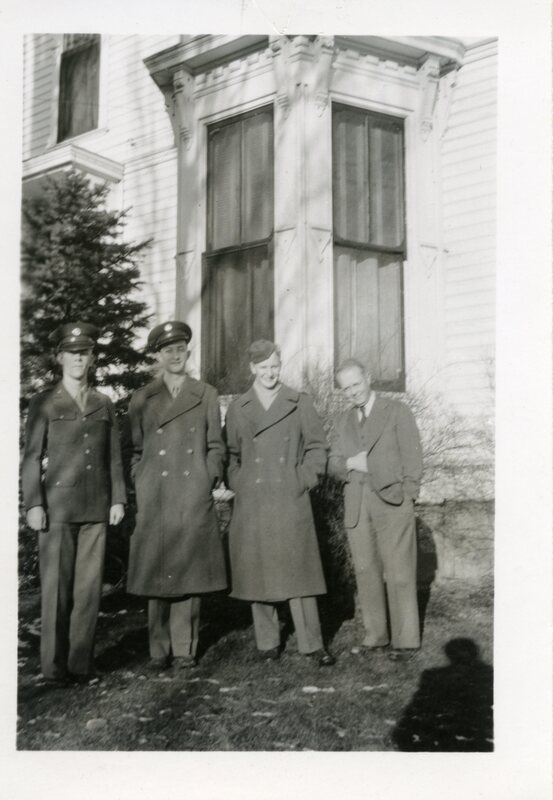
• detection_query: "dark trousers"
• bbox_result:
[347,486,420,649]
[39,522,106,678]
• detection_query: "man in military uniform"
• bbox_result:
[22,322,126,684]
[126,321,227,671]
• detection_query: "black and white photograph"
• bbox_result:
[1,0,551,798]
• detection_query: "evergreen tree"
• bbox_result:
[21,169,153,404]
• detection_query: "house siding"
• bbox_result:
[440,41,497,418]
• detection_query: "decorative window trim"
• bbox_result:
[46,33,108,150]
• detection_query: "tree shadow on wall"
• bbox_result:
[392,637,494,751]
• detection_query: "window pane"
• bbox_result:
[58,40,100,142]
[368,120,404,247]
[333,106,404,248]
[207,123,241,249]
[333,110,369,243]
[335,246,403,388]
[202,244,273,394]
[242,110,273,242]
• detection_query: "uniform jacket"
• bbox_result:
[224,384,327,602]
[126,376,227,598]
[21,383,126,524]
[328,395,423,528]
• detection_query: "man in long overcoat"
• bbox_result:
[224,340,335,666]
[22,322,126,683]
[126,321,227,670]
[328,358,423,661]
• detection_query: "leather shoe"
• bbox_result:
[40,674,69,687]
[388,648,419,662]
[67,672,101,685]
[307,649,336,667]
[361,644,389,653]
[146,657,170,672]
[173,655,198,669]
[259,647,280,661]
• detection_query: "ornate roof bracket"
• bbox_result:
[418,55,441,141]
[270,35,336,118]
[312,36,335,116]
[172,69,195,151]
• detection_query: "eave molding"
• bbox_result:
[22,144,123,183]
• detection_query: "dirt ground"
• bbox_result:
[17,577,493,751]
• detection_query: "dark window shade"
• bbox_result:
[334,247,404,390]
[333,106,404,249]
[58,36,100,142]
[202,244,274,394]
[207,123,241,250]
[333,105,406,391]
[242,111,274,243]
[204,107,274,393]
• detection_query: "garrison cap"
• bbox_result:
[147,321,192,351]
[50,322,99,352]
[248,339,280,364]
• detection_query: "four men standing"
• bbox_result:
[22,322,424,676]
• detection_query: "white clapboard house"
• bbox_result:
[22,35,497,505]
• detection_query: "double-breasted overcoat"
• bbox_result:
[22,382,126,522]
[224,384,327,602]
[126,376,227,598]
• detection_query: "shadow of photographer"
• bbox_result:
[392,637,493,751]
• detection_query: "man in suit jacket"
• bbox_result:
[328,358,423,661]
[126,321,227,671]
[22,322,126,683]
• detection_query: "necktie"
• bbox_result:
[171,384,180,398]
[75,387,87,412]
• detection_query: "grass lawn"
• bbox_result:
[17,577,493,751]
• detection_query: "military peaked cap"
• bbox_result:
[147,321,192,351]
[50,322,100,352]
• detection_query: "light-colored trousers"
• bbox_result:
[39,522,106,679]
[148,597,201,659]
[251,596,323,654]
[347,485,420,649]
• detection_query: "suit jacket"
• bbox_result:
[328,395,422,528]
[126,376,227,597]
[22,382,126,524]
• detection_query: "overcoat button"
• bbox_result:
[190,427,196,433]
[159,450,166,456]
[157,428,163,435]
[84,433,89,438]
[254,457,261,463]
[255,478,262,484]
[85,449,91,455]
[59,415,64,419]
[161,470,168,477]
[187,448,193,454]
[183,470,190,477]
[279,457,285,463]
[86,465,92,470]
[55,481,60,486]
